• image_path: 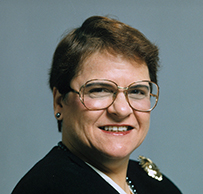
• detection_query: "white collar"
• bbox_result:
[86,162,127,194]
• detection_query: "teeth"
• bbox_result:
[104,126,128,132]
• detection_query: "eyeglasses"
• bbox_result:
[69,79,159,112]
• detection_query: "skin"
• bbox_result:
[53,52,151,193]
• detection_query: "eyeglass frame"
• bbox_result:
[68,79,159,112]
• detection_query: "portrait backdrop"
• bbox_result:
[1,1,203,193]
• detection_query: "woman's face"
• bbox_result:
[55,52,151,163]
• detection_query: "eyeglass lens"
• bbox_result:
[80,80,158,111]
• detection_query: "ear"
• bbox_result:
[53,87,64,120]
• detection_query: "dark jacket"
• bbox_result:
[12,144,181,194]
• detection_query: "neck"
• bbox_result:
[87,158,132,194]
[101,160,129,191]
[60,140,131,193]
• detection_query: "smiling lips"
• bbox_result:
[100,126,133,132]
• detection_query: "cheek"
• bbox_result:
[135,111,150,130]
[63,95,103,130]
[62,96,85,128]
[65,94,85,113]
[133,112,150,148]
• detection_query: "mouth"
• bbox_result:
[99,126,133,132]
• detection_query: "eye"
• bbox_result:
[128,85,149,99]
[88,87,111,94]
[84,83,115,98]
[88,87,113,98]
[135,89,146,95]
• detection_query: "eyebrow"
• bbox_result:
[129,84,150,90]
[85,82,115,88]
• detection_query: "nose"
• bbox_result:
[107,92,133,119]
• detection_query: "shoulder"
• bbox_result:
[12,146,83,193]
[12,146,119,194]
[128,156,182,194]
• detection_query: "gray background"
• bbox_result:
[1,1,203,193]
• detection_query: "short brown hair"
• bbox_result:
[49,15,159,131]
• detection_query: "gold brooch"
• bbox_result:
[138,156,163,181]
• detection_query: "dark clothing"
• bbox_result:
[12,145,182,194]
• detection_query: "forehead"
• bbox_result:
[81,51,148,73]
[72,51,150,87]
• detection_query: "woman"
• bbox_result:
[12,16,181,194]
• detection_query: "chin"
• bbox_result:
[99,146,134,160]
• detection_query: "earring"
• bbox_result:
[55,112,61,118]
